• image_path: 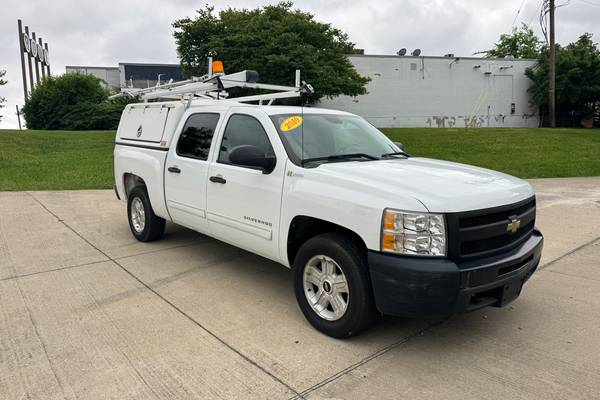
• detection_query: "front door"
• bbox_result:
[206,108,285,261]
[164,112,221,233]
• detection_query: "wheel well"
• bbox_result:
[287,216,367,267]
[123,173,146,199]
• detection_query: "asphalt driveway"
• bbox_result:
[1,177,599,399]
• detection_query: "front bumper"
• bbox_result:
[368,229,543,317]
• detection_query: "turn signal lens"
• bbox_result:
[383,212,397,231]
[382,232,397,251]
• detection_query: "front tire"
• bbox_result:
[293,233,378,338]
[127,186,165,242]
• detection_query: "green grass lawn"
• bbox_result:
[0,128,599,191]
[0,130,115,191]
[383,127,600,179]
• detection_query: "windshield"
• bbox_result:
[270,113,401,166]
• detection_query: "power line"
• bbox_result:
[540,0,550,44]
[527,0,544,25]
[577,0,600,7]
[540,0,571,45]
[512,0,528,27]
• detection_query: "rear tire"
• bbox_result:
[127,186,165,242]
[293,233,378,338]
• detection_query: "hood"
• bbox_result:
[315,157,534,213]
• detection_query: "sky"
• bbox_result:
[1,0,599,129]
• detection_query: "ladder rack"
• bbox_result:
[110,67,313,104]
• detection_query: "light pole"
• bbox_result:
[549,0,556,128]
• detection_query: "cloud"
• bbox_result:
[1,0,598,128]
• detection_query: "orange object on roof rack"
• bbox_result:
[212,60,224,74]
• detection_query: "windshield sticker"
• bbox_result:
[280,116,303,132]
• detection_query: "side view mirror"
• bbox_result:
[229,145,276,174]
[393,142,405,151]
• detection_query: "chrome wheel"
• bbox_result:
[302,255,350,321]
[130,197,145,233]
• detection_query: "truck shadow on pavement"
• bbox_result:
[78,222,466,346]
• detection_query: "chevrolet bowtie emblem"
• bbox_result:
[506,218,521,234]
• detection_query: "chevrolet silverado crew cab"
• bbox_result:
[113,68,543,338]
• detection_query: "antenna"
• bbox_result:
[411,49,421,56]
[397,48,407,56]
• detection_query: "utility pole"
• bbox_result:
[549,0,556,128]
[16,105,22,130]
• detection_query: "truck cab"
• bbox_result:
[114,78,542,338]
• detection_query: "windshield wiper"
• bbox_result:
[381,151,410,158]
[301,153,380,165]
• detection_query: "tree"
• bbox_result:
[173,2,369,102]
[22,73,128,130]
[479,24,542,59]
[0,69,6,123]
[526,33,600,126]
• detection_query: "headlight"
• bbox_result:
[381,209,447,256]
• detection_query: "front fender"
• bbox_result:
[279,161,427,266]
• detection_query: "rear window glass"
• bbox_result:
[176,113,220,160]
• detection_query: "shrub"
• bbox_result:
[22,73,128,130]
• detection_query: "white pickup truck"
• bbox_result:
[114,92,543,338]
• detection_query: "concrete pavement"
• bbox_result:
[1,177,599,399]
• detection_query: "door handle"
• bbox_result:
[209,176,226,184]
[168,166,181,173]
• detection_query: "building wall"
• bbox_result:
[66,63,186,90]
[65,66,120,89]
[118,63,186,89]
[317,55,539,128]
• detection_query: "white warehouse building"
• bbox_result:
[318,54,539,128]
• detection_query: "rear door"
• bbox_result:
[205,108,286,261]
[164,111,222,233]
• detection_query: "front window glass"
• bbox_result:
[270,113,399,166]
[218,114,275,164]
